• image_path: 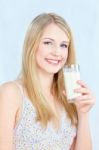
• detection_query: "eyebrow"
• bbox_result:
[42,38,69,43]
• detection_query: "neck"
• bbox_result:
[37,70,54,96]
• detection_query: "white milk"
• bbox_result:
[63,65,81,102]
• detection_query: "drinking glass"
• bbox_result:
[63,64,81,103]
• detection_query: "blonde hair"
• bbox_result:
[21,12,78,127]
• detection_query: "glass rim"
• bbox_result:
[64,64,80,68]
[63,64,80,71]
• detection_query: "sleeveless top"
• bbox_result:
[13,83,77,150]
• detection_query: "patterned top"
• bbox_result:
[13,83,77,150]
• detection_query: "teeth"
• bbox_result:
[46,59,59,64]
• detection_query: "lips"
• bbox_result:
[45,58,61,65]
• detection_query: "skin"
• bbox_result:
[69,80,95,150]
[0,23,95,150]
[35,23,69,96]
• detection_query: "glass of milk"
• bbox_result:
[63,64,81,103]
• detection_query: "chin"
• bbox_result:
[45,68,61,74]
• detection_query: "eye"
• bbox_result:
[60,43,68,48]
[43,41,53,45]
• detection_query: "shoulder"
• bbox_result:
[0,81,24,145]
[0,81,18,94]
[0,81,22,111]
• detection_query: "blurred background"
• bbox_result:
[0,0,99,149]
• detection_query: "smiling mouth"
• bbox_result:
[45,58,61,65]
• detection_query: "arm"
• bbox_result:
[74,114,92,150]
[72,80,95,150]
[0,82,20,150]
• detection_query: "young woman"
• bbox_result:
[0,13,95,150]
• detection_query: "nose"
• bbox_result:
[52,45,61,56]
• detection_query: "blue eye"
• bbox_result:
[60,44,68,48]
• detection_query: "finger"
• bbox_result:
[75,94,92,101]
[75,99,95,105]
[74,87,91,95]
[77,80,88,88]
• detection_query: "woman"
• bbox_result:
[0,13,95,150]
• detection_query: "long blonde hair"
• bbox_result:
[21,13,78,127]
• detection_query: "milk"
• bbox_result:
[63,64,81,102]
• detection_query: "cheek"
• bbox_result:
[36,46,45,58]
[35,48,42,64]
[62,50,68,62]
[36,44,49,56]
[35,47,47,65]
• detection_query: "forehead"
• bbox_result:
[41,23,69,42]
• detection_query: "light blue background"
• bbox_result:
[0,0,99,149]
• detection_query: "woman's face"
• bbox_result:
[36,23,69,74]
